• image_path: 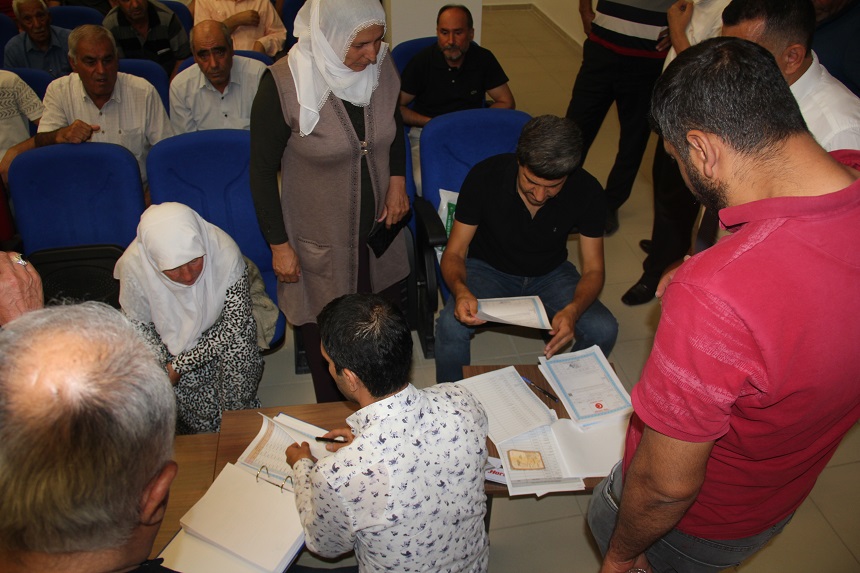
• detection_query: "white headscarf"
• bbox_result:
[114,203,246,355]
[287,0,389,136]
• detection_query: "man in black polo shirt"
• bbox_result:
[399,4,515,192]
[435,115,618,382]
[103,0,191,78]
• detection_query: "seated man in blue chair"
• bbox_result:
[435,114,618,383]
[0,24,173,186]
[398,4,515,193]
[3,0,72,78]
[169,20,266,133]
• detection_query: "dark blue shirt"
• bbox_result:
[3,26,72,78]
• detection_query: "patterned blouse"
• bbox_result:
[292,383,490,572]
[130,270,262,434]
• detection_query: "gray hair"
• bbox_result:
[68,24,117,62]
[190,20,233,52]
[515,115,584,179]
[0,302,176,554]
[12,0,47,19]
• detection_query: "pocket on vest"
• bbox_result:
[296,237,333,279]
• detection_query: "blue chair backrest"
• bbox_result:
[281,0,305,50]
[118,59,170,112]
[176,51,273,75]
[8,143,145,255]
[391,36,436,75]
[48,6,103,29]
[420,108,532,210]
[161,0,192,33]
[420,108,532,300]
[0,13,18,65]
[7,67,52,101]
[146,129,285,344]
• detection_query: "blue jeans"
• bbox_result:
[587,462,794,573]
[434,258,618,382]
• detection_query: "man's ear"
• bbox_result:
[778,43,807,77]
[68,55,77,73]
[341,368,362,395]
[139,461,178,527]
[685,130,720,179]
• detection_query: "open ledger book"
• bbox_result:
[160,414,336,572]
[459,354,630,497]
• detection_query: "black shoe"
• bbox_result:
[605,210,619,236]
[621,279,657,306]
[639,239,652,254]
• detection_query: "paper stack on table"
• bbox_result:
[475,296,551,329]
[160,413,336,572]
[459,365,627,497]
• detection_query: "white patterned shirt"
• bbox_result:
[169,55,267,134]
[38,72,173,183]
[292,383,490,573]
[0,70,43,159]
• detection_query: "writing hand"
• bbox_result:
[320,428,354,452]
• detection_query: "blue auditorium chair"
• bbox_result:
[146,129,286,351]
[413,107,532,357]
[119,58,170,112]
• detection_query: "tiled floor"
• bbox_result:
[262,7,860,572]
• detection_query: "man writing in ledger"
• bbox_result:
[588,37,860,572]
[286,293,490,572]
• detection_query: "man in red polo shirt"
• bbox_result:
[588,37,860,573]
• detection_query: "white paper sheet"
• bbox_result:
[476,296,551,329]
[540,346,632,429]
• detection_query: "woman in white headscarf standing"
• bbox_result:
[250,0,409,403]
[115,203,263,434]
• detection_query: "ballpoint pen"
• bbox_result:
[521,376,559,402]
[315,436,347,443]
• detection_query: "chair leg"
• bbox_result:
[293,325,310,375]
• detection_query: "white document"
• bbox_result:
[460,365,624,497]
[237,413,335,488]
[173,463,304,573]
[476,296,551,329]
[458,366,555,444]
[496,415,628,497]
[540,345,632,429]
[160,530,269,573]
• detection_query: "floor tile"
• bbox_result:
[809,461,860,561]
[489,515,603,573]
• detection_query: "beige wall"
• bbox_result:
[486,0,588,45]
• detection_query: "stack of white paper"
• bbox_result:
[459,365,626,497]
[161,463,304,573]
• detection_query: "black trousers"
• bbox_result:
[566,39,665,212]
[301,242,404,403]
[642,139,701,282]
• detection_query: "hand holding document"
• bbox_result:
[476,296,551,329]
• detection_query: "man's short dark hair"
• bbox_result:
[722,0,816,51]
[437,4,474,29]
[650,37,808,161]
[515,115,583,179]
[318,294,412,398]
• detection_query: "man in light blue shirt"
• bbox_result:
[169,19,266,133]
[3,0,72,78]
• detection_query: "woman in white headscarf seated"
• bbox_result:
[250,0,409,405]
[115,202,263,434]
